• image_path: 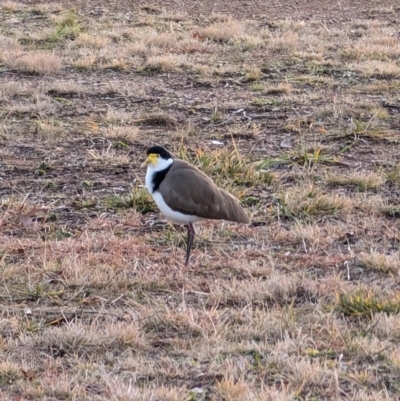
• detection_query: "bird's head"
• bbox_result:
[141,145,173,170]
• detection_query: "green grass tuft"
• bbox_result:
[274,186,346,221]
[50,10,81,42]
[0,364,21,387]
[106,186,155,213]
[336,291,400,318]
[177,144,273,192]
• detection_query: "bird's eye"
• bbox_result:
[156,154,160,158]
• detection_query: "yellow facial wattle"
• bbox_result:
[141,153,159,167]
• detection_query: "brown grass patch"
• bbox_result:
[144,54,190,72]
[198,18,246,43]
[1,50,62,74]
[264,82,292,95]
[0,1,24,11]
[359,252,400,274]
[325,171,386,191]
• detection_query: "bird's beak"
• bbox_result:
[141,157,149,168]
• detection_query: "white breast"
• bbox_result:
[145,166,155,195]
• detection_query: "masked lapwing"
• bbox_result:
[142,145,250,265]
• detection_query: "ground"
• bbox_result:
[1,0,400,400]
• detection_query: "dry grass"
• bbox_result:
[1,2,400,400]
[1,50,62,74]
[349,59,400,78]
[1,93,56,117]
[275,184,353,220]
[86,148,130,164]
[359,252,400,274]
[145,54,190,72]
[198,18,246,42]
[325,171,386,191]
[100,126,139,141]
[34,118,68,139]
[264,82,292,95]
[0,1,24,11]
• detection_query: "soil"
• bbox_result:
[20,0,400,23]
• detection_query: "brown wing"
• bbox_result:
[159,160,250,223]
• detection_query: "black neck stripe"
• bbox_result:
[152,163,173,192]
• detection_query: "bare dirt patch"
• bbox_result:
[17,0,400,23]
[1,1,400,400]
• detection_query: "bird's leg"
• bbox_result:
[185,223,195,266]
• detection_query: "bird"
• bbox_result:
[141,145,250,265]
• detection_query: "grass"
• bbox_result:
[1,50,63,74]
[359,252,399,274]
[144,54,190,72]
[274,185,350,221]
[336,290,400,318]
[53,11,81,40]
[325,171,386,191]
[105,186,155,213]
[258,147,338,170]
[1,2,400,400]
[176,144,274,190]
